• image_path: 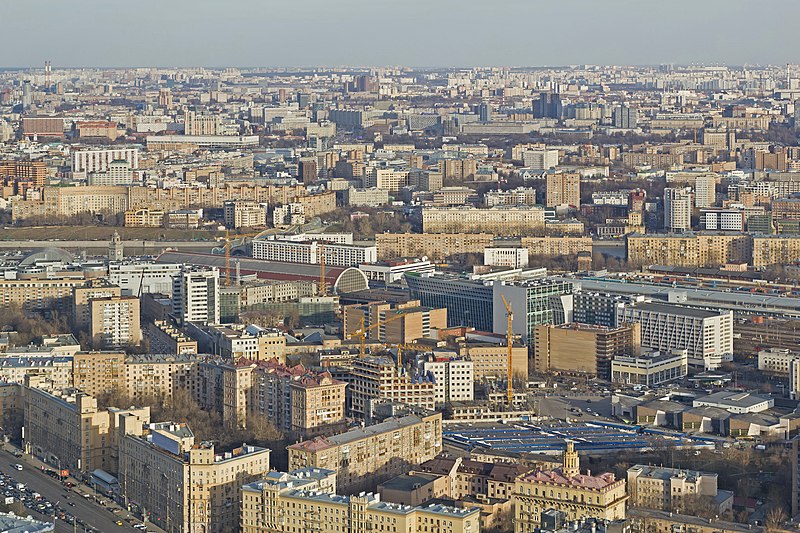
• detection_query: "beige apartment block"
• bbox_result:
[288,412,442,494]
[241,467,480,533]
[376,232,494,261]
[23,386,149,475]
[89,296,141,348]
[422,206,545,235]
[118,420,270,533]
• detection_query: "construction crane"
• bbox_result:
[318,242,327,296]
[395,342,419,371]
[348,312,403,357]
[501,295,514,406]
[223,229,266,286]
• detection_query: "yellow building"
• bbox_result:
[512,442,627,531]
[72,281,122,330]
[0,276,88,312]
[241,467,481,533]
[288,412,442,494]
[627,232,752,267]
[124,354,196,403]
[23,386,149,475]
[456,343,529,382]
[520,236,592,257]
[533,323,640,377]
[118,420,271,533]
[375,232,495,261]
[752,235,800,267]
[545,172,580,208]
[124,208,165,227]
[89,296,141,348]
[72,351,125,397]
[422,206,545,235]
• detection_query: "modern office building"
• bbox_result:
[492,279,574,345]
[617,302,733,370]
[533,322,640,377]
[346,356,436,419]
[252,237,377,267]
[417,356,474,406]
[71,147,139,175]
[406,273,495,330]
[172,266,220,325]
[107,261,183,296]
[611,350,689,386]
[694,175,716,208]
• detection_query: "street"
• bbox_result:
[0,447,154,533]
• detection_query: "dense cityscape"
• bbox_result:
[3,55,800,533]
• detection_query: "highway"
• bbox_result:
[0,447,154,533]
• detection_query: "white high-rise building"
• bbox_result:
[419,356,474,406]
[71,147,139,175]
[172,267,220,325]
[522,148,559,170]
[618,302,733,370]
[663,187,693,232]
[108,262,183,296]
[694,175,716,208]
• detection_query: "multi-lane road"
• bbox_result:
[0,447,156,533]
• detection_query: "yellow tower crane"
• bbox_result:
[318,242,327,296]
[501,294,514,406]
[223,229,267,286]
[348,312,404,357]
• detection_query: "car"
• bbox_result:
[68,502,76,507]
[116,521,124,526]
[12,464,22,471]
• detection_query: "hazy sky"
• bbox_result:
[1,0,798,68]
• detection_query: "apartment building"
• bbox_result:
[12,185,130,222]
[248,360,347,438]
[376,232,494,261]
[199,324,287,362]
[618,302,733,370]
[252,237,377,267]
[611,350,689,386]
[513,442,627,531]
[241,467,480,533]
[72,281,122,330]
[149,320,198,355]
[124,354,196,403]
[520,236,592,257]
[172,267,220,325]
[124,208,165,227]
[422,206,545,235]
[72,351,126,397]
[533,323,640,378]
[415,454,530,503]
[752,235,800,267]
[545,172,580,208]
[365,168,410,191]
[0,357,73,390]
[23,387,149,475]
[0,160,48,187]
[0,276,89,312]
[664,187,693,232]
[288,412,442,494]
[347,356,436,419]
[223,200,266,229]
[118,420,270,533]
[627,465,720,512]
[626,233,752,268]
[89,296,141,348]
[417,356,474,406]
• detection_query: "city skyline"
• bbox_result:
[2,0,799,68]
